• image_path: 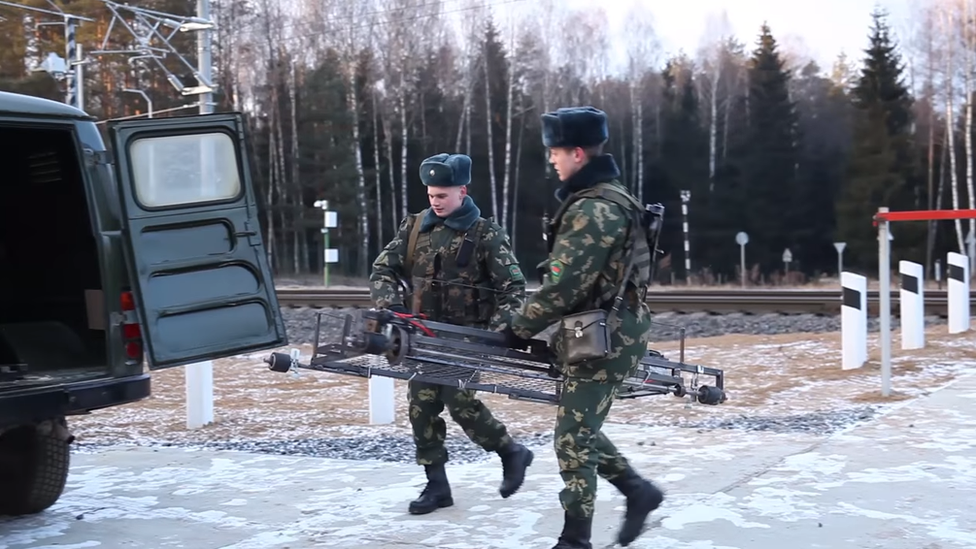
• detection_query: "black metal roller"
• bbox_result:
[266,352,293,373]
[673,384,686,398]
[385,325,409,364]
[361,332,392,354]
[696,385,726,405]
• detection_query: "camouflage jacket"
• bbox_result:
[369,197,526,330]
[510,155,652,342]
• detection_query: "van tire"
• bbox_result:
[0,418,72,516]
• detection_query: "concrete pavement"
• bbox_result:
[2,374,975,548]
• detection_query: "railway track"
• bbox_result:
[274,288,974,316]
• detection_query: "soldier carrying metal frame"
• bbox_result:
[367,152,535,516]
[500,106,665,549]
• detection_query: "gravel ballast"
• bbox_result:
[71,407,882,465]
[281,306,949,347]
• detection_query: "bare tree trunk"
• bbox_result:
[289,60,303,274]
[619,113,627,187]
[708,69,720,192]
[483,45,498,219]
[512,102,525,252]
[384,113,398,232]
[373,90,384,252]
[465,102,472,156]
[501,29,516,232]
[931,121,950,271]
[399,80,409,221]
[630,82,639,192]
[260,2,279,271]
[274,99,288,272]
[636,100,644,202]
[939,122,949,212]
[349,65,370,277]
[266,121,276,269]
[966,0,976,241]
[944,9,966,251]
[420,86,427,144]
[455,84,468,151]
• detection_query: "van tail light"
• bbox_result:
[120,291,143,360]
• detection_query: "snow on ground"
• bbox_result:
[65,323,976,452]
[4,322,976,548]
[4,371,976,548]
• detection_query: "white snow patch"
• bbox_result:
[660,493,770,530]
[220,499,249,506]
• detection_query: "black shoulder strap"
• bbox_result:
[455,217,489,268]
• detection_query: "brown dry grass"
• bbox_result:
[603,326,976,428]
[67,324,976,446]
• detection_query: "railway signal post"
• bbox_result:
[314,200,339,287]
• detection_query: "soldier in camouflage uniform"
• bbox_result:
[369,152,535,516]
[501,107,665,548]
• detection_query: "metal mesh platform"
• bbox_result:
[267,309,725,406]
[310,344,563,404]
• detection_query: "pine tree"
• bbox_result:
[649,58,709,279]
[836,8,918,270]
[731,23,800,274]
[793,61,854,274]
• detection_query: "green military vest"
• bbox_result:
[546,181,653,309]
[403,209,495,327]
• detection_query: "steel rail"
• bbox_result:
[273,288,973,316]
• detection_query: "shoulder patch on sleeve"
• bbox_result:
[508,264,524,281]
[549,260,564,283]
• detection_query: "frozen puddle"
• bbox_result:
[3,372,976,548]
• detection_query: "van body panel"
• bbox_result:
[107,113,287,369]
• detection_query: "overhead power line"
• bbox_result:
[0,0,94,109]
[92,0,216,97]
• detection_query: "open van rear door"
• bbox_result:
[108,113,287,369]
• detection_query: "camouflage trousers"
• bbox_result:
[408,381,512,466]
[554,375,632,519]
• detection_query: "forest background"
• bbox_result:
[1,0,972,286]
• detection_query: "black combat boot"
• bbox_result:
[408,463,454,515]
[496,441,534,498]
[551,512,593,549]
[609,466,665,546]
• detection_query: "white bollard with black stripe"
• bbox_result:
[841,272,868,370]
[899,260,925,350]
[947,252,971,334]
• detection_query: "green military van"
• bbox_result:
[0,91,287,516]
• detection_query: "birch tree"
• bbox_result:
[623,4,659,201]
[907,0,945,272]
[454,0,485,155]
[483,17,499,220]
[500,12,517,232]
[961,0,976,244]
[333,0,373,275]
[696,11,733,192]
[939,1,966,252]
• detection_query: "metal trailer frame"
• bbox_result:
[266,309,727,407]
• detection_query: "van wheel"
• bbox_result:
[0,418,72,516]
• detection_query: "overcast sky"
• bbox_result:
[498,0,917,75]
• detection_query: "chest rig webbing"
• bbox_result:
[402,209,491,322]
[545,182,654,307]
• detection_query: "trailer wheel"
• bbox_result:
[0,418,72,516]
